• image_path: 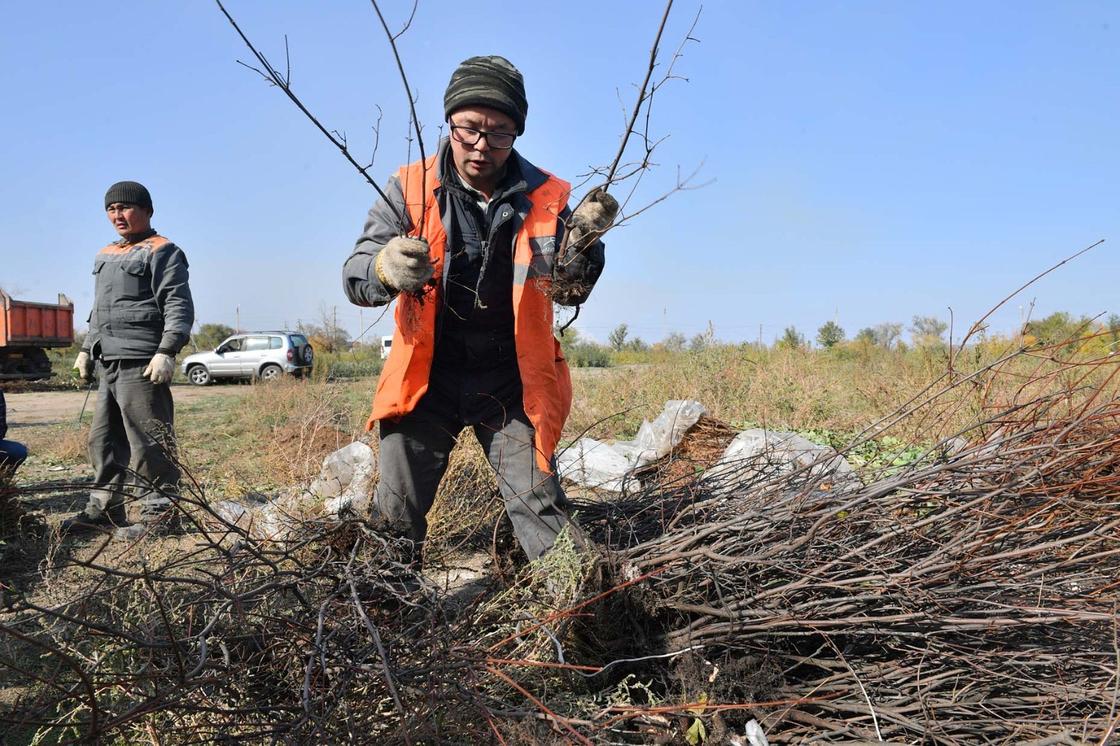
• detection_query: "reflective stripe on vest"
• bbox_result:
[368,155,574,472]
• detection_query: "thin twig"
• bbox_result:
[214,0,407,229]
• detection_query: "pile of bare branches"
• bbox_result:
[563,340,1120,743]
[0,486,623,744]
[598,406,1120,742]
[3,343,1120,744]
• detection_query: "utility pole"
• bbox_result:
[236,305,240,333]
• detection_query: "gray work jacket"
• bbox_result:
[84,233,195,360]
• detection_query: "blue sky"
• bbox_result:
[2,1,1116,346]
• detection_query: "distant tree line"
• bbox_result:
[184,309,1119,375]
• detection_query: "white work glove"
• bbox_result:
[143,353,175,385]
[561,187,619,259]
[73,351,93,381]
[375,237,434,293]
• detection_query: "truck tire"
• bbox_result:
[0,348,52,380]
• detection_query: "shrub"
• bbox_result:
[567,342,611,368]
[312,347,384,381]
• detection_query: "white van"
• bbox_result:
[380,335,393,360]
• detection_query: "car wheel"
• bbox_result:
[187,365,211,386]
[302,346,314,365]
[259,364,283,382]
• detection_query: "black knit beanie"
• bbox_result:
[104,181,153,210]
[444,55,527,135]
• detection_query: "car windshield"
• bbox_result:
[290,334,309,347]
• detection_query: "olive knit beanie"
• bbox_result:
[443,55,527,135]
[104,181,153,210]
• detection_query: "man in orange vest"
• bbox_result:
[343,55,616,563]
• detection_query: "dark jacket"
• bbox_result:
[0,390,7,440]
[83,233,195,360]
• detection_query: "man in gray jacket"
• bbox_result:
[62,181,194,536]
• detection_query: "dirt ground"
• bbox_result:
[1,379,491,594]
[2,382,258,563]
[5,383,250,427]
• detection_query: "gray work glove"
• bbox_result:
[561,187,619,259]
[375,237,434,293]
[143,353,175,385]
[73,351,93,382]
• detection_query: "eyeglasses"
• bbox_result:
[450,125,516,150]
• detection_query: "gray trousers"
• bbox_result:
[376,387,577,562]
[85,359,180,517]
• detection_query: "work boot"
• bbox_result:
[58,504,128,537]
[115,507,184,540]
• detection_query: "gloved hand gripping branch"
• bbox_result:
[552,188,619,308]
[560,187,619,264]
[375,237,435,294]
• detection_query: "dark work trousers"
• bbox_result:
[86,359,180,518]
[375,352,577,561]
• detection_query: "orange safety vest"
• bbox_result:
[368,155,574,472]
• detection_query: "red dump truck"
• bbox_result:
[0,289,75,380]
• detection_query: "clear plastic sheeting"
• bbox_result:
[702,428,859,495]
[558,400,707,493]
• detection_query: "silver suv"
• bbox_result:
[181,331,314,385]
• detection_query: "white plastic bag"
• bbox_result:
[558,437,640,493]
[558,400,707,492]
[703,428,859,495]
[309,441,377,516]
[730,719,770,746]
